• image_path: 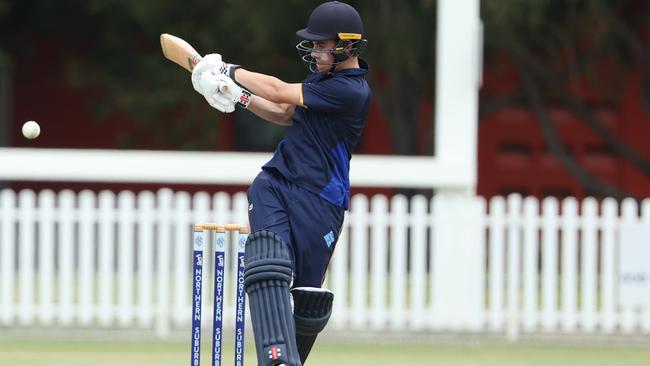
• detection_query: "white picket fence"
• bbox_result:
[1,189,649,339]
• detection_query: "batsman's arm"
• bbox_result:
[233,69,305,107]
[247,96,295,126]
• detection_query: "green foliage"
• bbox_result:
[354,0,437,155]
[0,0,441,151]
[360,0,436,82]
[0,0,645,151]
[0,0,12,68]
[0,0,321,149]
[482,0,645,66]
[480,0,646,108]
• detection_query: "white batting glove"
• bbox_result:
[198,72,236,113]
[192,54,222,94]
[215,74,252,109]
[191,53,240,94]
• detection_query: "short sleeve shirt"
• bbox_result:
[262,59,372,209]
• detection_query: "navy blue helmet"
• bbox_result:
[296,1,367,72]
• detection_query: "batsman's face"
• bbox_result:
[311,40,337,72]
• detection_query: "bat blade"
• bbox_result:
[160,33,228,93]
[160,33,203,72]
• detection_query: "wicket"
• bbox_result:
[191,223,248,366]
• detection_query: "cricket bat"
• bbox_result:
[160,33,228,92]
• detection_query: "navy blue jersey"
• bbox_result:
[262,59,371,209]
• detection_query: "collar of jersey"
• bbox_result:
[334,58,369,76]
[307,58,368,81]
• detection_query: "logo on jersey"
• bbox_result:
[324,230,335,248]
[248,203,254,211]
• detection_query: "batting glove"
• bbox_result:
[216,74,252,109]
[192,53,240,94]
[199,72,236,113]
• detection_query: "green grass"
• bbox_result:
[1,338,649,366]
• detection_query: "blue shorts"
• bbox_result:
[246,169,344,288]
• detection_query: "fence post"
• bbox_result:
[118,191,136,327]
[410,195,427,331]
[560,197,578,333]
[506,194,522,341]
[522,197,539,332]
[581,198,598,332]
[0,189,16,325]
[370,195,388,330]
[459,194,485,331]
[432,194,484,331]
[601,198,617,333]
[642,199,650,334]
[488,196,505,331]
[351,194,369,329]
[156,189,173,336]
[620,198,639,333]
[389,195,408,330]
[79,190,96,326]
[541,197,559,332]
[137,191,155,328]
[38,190,56,325]
[18,190,36,325]
[58,190,75,326]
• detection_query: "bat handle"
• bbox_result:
[218,82,229,94]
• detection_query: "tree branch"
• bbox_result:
[508,32,650,178]
[503,35,630,200]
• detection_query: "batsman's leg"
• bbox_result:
[244,230,301,366]
[291,287,334,364]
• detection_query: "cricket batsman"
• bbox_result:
[191,2,371,365]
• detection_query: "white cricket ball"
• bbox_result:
[22,120,41,139]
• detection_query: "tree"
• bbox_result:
[0,0,319,149]
[481,0,649,199]
[359,0,436,155]
[0,0,439,153]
